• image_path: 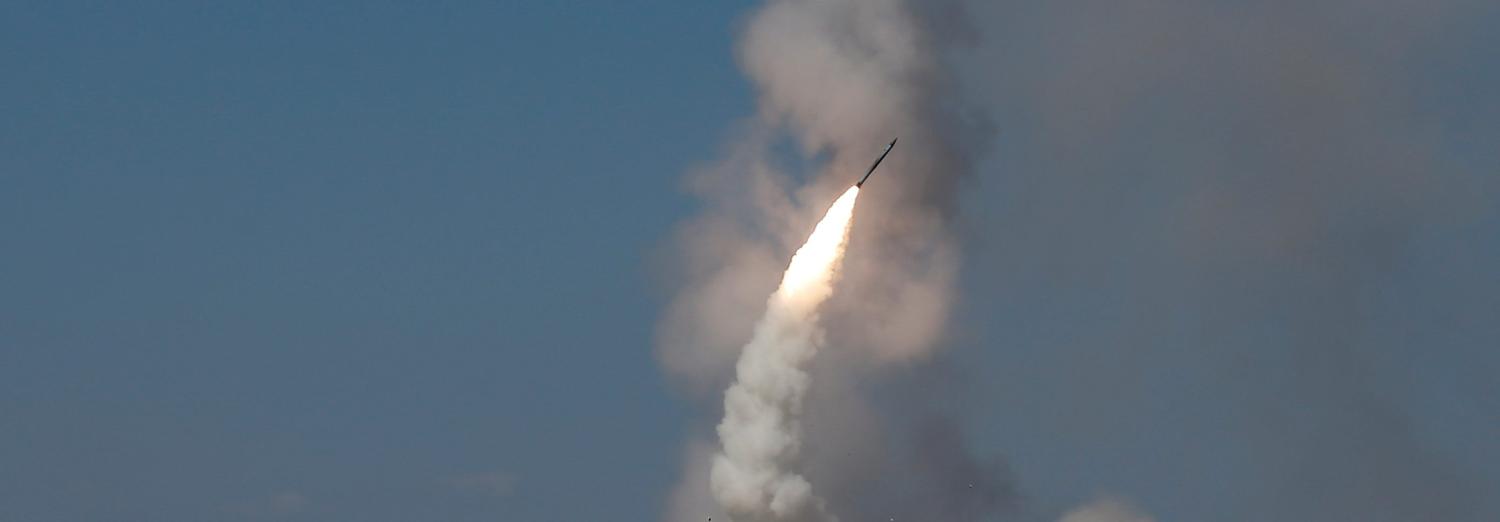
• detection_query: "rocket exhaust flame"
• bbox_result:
[711,186,860,522]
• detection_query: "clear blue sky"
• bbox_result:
[4,2,1498,522]
[3,2,753,520]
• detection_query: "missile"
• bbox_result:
[856,138,897,187]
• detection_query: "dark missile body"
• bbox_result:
[856,138,898,187]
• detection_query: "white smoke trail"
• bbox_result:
[659,0,1000,520]
[711,186,861,522]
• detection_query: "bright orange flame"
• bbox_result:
[773,186,860,307]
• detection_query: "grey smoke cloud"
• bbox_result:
[660,0,1499,520]
[957,0,1499,520]
[656,0,993,388]
[658,0,1005,520]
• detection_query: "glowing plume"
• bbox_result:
[711,186,860,522]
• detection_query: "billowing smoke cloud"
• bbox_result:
[656,0,986,390]
[657,0,1002,520]
[660,0,1499,520]
[953,1,1500,521]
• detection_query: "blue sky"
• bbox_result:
[3,2,754,520]
[3,2,1498,522]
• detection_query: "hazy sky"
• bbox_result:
[3,2,1497,522]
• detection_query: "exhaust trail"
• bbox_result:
[711,186,861,522]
